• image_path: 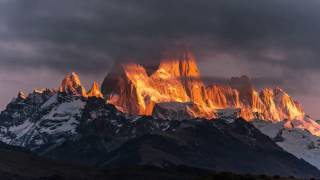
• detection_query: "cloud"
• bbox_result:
[1,0,320,116]
[0,0,319,71]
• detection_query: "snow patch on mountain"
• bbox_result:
[39,99,85,135]
[253,120,320,169]
[278,129,320,169]
[41,94,58,109]
[253,120,284,138]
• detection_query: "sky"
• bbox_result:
[1,0,320,118]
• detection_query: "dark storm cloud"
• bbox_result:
[3,0,320,117]
[1,0,320,78]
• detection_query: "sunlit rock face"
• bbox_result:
[87,81,104,99]
[206,85,241,109]
[59,72,87,97]
[102,51,304,122]
[102,52,215,118]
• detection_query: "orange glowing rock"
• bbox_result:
[273,87,305,120]
[87,81,104,98]
[206,85,241,109]
[59,72,87,97]
[102,51,215,118]
[102,51,305,122]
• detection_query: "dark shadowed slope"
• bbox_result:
[0,142,103,179]
[0,141,301,180]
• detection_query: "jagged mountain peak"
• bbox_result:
[102,55,306,124]
[155,51,200,79]
[87,81,104,98]
[17,91,26,100]
[102,51,212,117]
[273,87,289,97]
[59,72,87,97]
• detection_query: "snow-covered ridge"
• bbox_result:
[0,89,86,150]
[253,119,320,169]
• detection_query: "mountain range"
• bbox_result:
[1,51,320,178]
[102,51,305,122]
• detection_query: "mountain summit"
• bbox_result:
[101,51,214,118]
[156,51,201,78]
[87,81,104,98]
[102,51,305,123]
[59,72,87,97]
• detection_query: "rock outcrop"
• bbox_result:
[87,81,104,98]
[59,72,87,97]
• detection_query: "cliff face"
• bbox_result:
[87,81,104,99]
[101,51,305,122]
[59,72,87,97]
